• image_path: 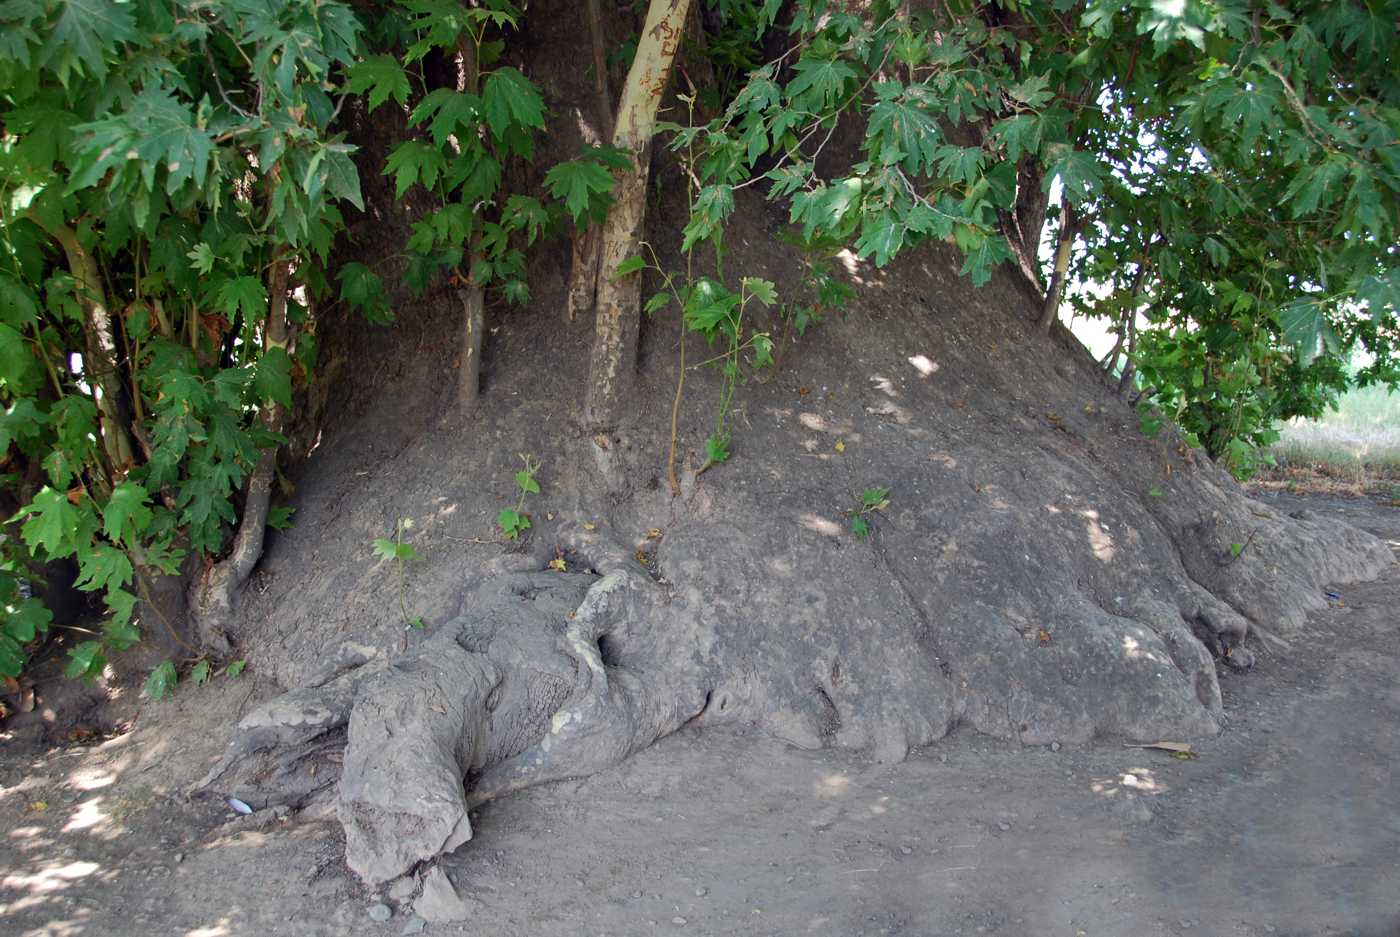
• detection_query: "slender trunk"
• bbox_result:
[1007,161,1048,286]
[188,253,292,653]
[565,0,616,324]
[35,220,136,472]
[1118,305,1139,397]
[456,285,485,408]
[453,34,491,409]
[1038,196,1076,331]
[584,0,694,430]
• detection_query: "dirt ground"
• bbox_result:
[1,490,1397,937]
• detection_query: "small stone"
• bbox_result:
[694,887,707,897]
[631,890,644,899]
[1050,741,1061,752]
[671,917,687,926]
[1264,927,1276,934]
[997,822,1011,832]
[367,903,393,922]
[938,753,948,764]
[415,867,476,923]
[899,846,913,855]
[387,876,417,902]
[1179,920,1192,929]
[400,916,427,935]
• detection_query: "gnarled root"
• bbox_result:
[200,529,705,884]
[338,637,500,884]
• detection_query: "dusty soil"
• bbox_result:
[1,490,1397,937]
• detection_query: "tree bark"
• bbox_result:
[34,220,136,473]
[565,0,617,325]
[584,0,693,430]
[1038,195,1076,331]
[455,285,484,408]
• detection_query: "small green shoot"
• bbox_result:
[190,659,212,686]
[375,518,425,629]
[498,454,541,539]
[227,660,247,678]
[1230,542,1244,558]
[847,486,891,539]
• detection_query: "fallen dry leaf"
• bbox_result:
[582,522,597,531]
[645,528,662,540]
[834,440,846,453]
[547,557,567,572]
[1124,741,1197,759]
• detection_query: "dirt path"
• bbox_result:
[2,492,1397,937]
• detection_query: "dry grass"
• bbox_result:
[1258,384,1400,494]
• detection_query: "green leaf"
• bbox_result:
[0,399,47,454]
[254,347,294,408]
[187,243,216,275]
[372,539,399,560]
[191,659,211,686]
[0,324,44,396]
[1279,297,1340,365]
[64,640,105,681]
[867,83,941,174]
[143,660,178,700]
[860,486,891,508]
[4,598,52,644]
[497,507,530,539]
[322,147,363,212]
[1045,148,1102,206]
[613,256,646,279]
[103,482,154,546]
[72,87,215,195]
[1230,542,1244,558]
[644,292,671,315]
[0,635,25,679]
[409,88,482,148]
[74,544,134,595]
[338,263,393,324]
[0,275,39,329]
[851,516,870,539]
[347,55,411,112]
[44,0,137,80]
[514,470,540,494]
[266,506,296,530]
[855,214,905,268]
[543,159,616,225]
[216,277,268,321]
[384,141,448,198]
[742,278,777,307]
[19,488,80,558]
[482,67,546,140]
[787,56,858,109]
[394,542,422,562]
[704,434,730,466]
[227,659,247,678]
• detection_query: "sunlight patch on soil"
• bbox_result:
[799,513,843,537]
[907,354,939,377]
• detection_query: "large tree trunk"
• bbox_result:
[197,0,1394,892]
[583,0,693,430]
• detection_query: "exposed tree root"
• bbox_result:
[201,526,706,885]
